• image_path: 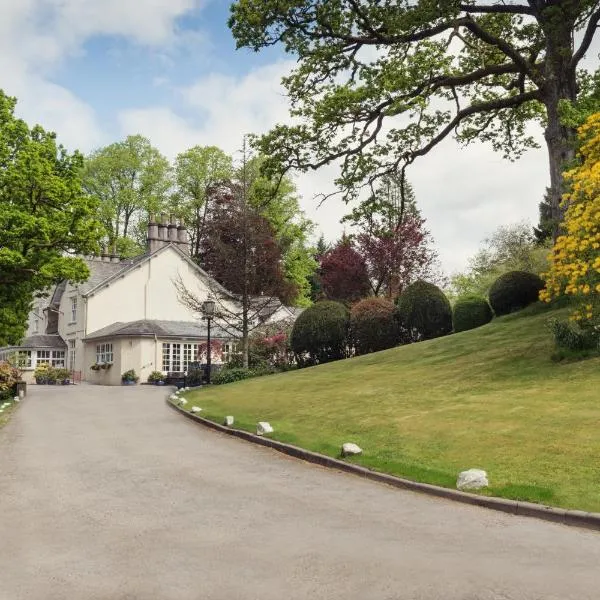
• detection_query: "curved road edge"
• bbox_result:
[167,397,600,532]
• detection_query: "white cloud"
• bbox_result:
[117,57,555,275]
[0,0,204,150]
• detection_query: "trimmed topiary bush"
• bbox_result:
[488,270,544,316]
[290,300,349,366]
[453,295,493,332]
[350,297,398,355]
[396,280,452,341]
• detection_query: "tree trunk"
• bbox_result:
[540,13,578,239]
[241,310,249,369]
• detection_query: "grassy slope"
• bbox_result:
[183,305,600,512]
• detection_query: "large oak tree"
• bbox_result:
[229,0,600,233]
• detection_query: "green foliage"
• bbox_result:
[489,271,545,316]
[290,300,349,366]
[147,371,165,383]
[547,318,599,361]
[396,281,452,341]
[172,145,233,257]
[0,91,102,346]
[350,297,398,355]
[121,369,139,383]
[0,361,20,399]
[229,0,594,213]
[213,367,257,385]
[245,155,317,306]
[450,223,550,299]
[83,134,171,248]
[452,296,493,333]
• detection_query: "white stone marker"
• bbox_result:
[256,421,274,435]
[456,469,489,491]
[224,416,235,427]
[191,406,202,413]
[341,442,363,457]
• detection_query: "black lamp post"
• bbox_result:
[202,299,215,384]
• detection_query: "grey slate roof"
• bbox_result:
[15,335,67,350]
[85,320,233,341]
[77,257,140,296]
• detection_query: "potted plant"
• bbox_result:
[121,369,139,385]
[46,366,58,385]
[34,364,50,384]
[54,368,71,385]
[100,362,113,370]
[90,363,101,371]
[147,371,165,385]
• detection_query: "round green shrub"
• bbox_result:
[350,297,398,355]
[290,300,349,366]
[488,271,544,316]
[452,295,493,332]
[396,280,452,341]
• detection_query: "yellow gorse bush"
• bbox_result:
[541,112,600,323]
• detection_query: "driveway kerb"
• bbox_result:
[167,397,600,532]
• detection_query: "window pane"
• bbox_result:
[162,343,170,372]
[172,344,181,372]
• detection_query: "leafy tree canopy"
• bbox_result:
[172,145,234,258]
[83,135,171,250]
[0,91,102,345]
[450,222,549,298]
[230,0,600,230]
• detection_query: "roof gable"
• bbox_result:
[81,244,235,299]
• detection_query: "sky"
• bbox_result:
[0,0,595,276]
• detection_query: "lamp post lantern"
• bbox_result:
[202,299,216,384]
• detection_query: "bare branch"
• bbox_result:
[572,7,600,67]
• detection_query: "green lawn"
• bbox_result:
[180,305,600,512]
[0,397,18,429]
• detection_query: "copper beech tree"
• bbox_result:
[229,0,600,233]
[176,180,295,369]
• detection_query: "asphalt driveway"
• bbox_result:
[0,384,599,600]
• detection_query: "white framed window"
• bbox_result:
[51,351,65,368]
[183,344,193,372]
[70,297,77,323]
[172,344,181,372]
[95,343,113,365]
[33,319,39,334]
[163,343,199,372]
[15,351,32,369]
[37,350,51,365]
[162,343,171,372]
[223,342,237,362]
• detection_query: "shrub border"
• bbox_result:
[167,398,600,532]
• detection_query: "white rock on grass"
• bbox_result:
[179,399,187,406]
[224,416,235,427]
[256,421,274,436]
[341,442,363,457]
[169,394,178,401]
[191,406,202,413]
[457,469,489,491]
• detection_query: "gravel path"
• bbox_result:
[0,384,598,600]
